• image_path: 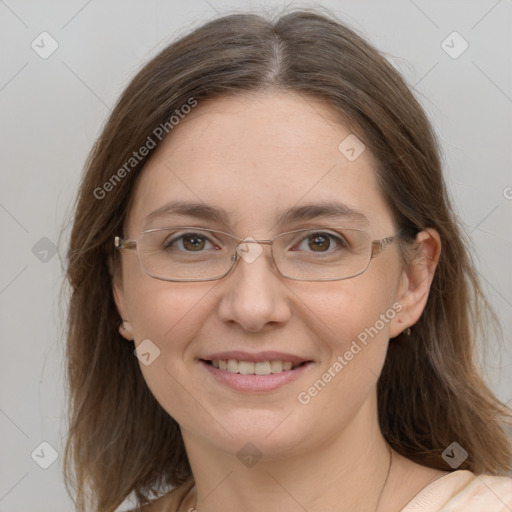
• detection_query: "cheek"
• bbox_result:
[303,270,398,345]
[126,277,217,346]
[298,271,399,387]
[294,278,399,419]
[125,280,220,427]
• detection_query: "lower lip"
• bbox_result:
[200,360,314,392]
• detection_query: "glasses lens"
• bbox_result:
[134,227,373,281]
[273,228,372,280]
[137,228,235,281]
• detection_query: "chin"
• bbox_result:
[202,408,314,458]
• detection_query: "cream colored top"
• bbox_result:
[139,470,512,511]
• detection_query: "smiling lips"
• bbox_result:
[209,359,302,375]
[200,351,313,391]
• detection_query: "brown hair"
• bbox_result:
[62,7,512,511]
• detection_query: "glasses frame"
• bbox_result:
[114,226,402,282]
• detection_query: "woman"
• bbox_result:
[63,8,512,511]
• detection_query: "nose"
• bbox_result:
[216,241,292,332]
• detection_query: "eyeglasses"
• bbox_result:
[114,226,401,282]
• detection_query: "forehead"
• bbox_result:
[125,92,393,235]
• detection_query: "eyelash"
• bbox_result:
[292,232,348,252]
[163,230,348,253]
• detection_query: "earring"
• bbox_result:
[403,327,411,336]
[117,319,134,341]
[117,319,129,334]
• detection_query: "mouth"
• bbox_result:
[202,359,307,375]
[199,352,314,392]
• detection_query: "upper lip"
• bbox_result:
[200,351,310,364]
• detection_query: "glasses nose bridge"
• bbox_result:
[229,236,279,274]
[235,237,276,254]
[249,239,273,246]
[231,236,275,250]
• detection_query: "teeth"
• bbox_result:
[210,359,300,375]
[270,361,283,373]
[255,361,271,375]
[239,361,255,375]
[227,359,238,373]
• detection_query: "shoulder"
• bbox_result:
[129,480,196,512]
[401,470,512,511]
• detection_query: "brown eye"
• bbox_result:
[163,232,214,252]
[292,230,349,254]
[181,234,206,251]
[307,233,331,252]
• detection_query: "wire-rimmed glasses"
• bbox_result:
[114,226,401,282]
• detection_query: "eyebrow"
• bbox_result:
[276,202,369,227]
[143,201,230,230]
[142,200,369,230]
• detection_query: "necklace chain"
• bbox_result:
[187,444,393,512]
[374,444,393,512]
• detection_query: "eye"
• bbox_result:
[294,231,348,253]
[164,232,217,252]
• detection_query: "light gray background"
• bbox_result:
[1,0,511,510]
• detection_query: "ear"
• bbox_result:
[108,254,134,341]
[389,229,441,338]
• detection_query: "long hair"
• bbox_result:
[62,7,512,511]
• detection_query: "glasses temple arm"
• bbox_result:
[114,237,137,250]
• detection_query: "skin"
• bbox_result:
[112,91,445,511]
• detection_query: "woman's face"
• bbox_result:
[114,92,409,458]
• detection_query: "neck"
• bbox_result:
[182,393,394,512]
